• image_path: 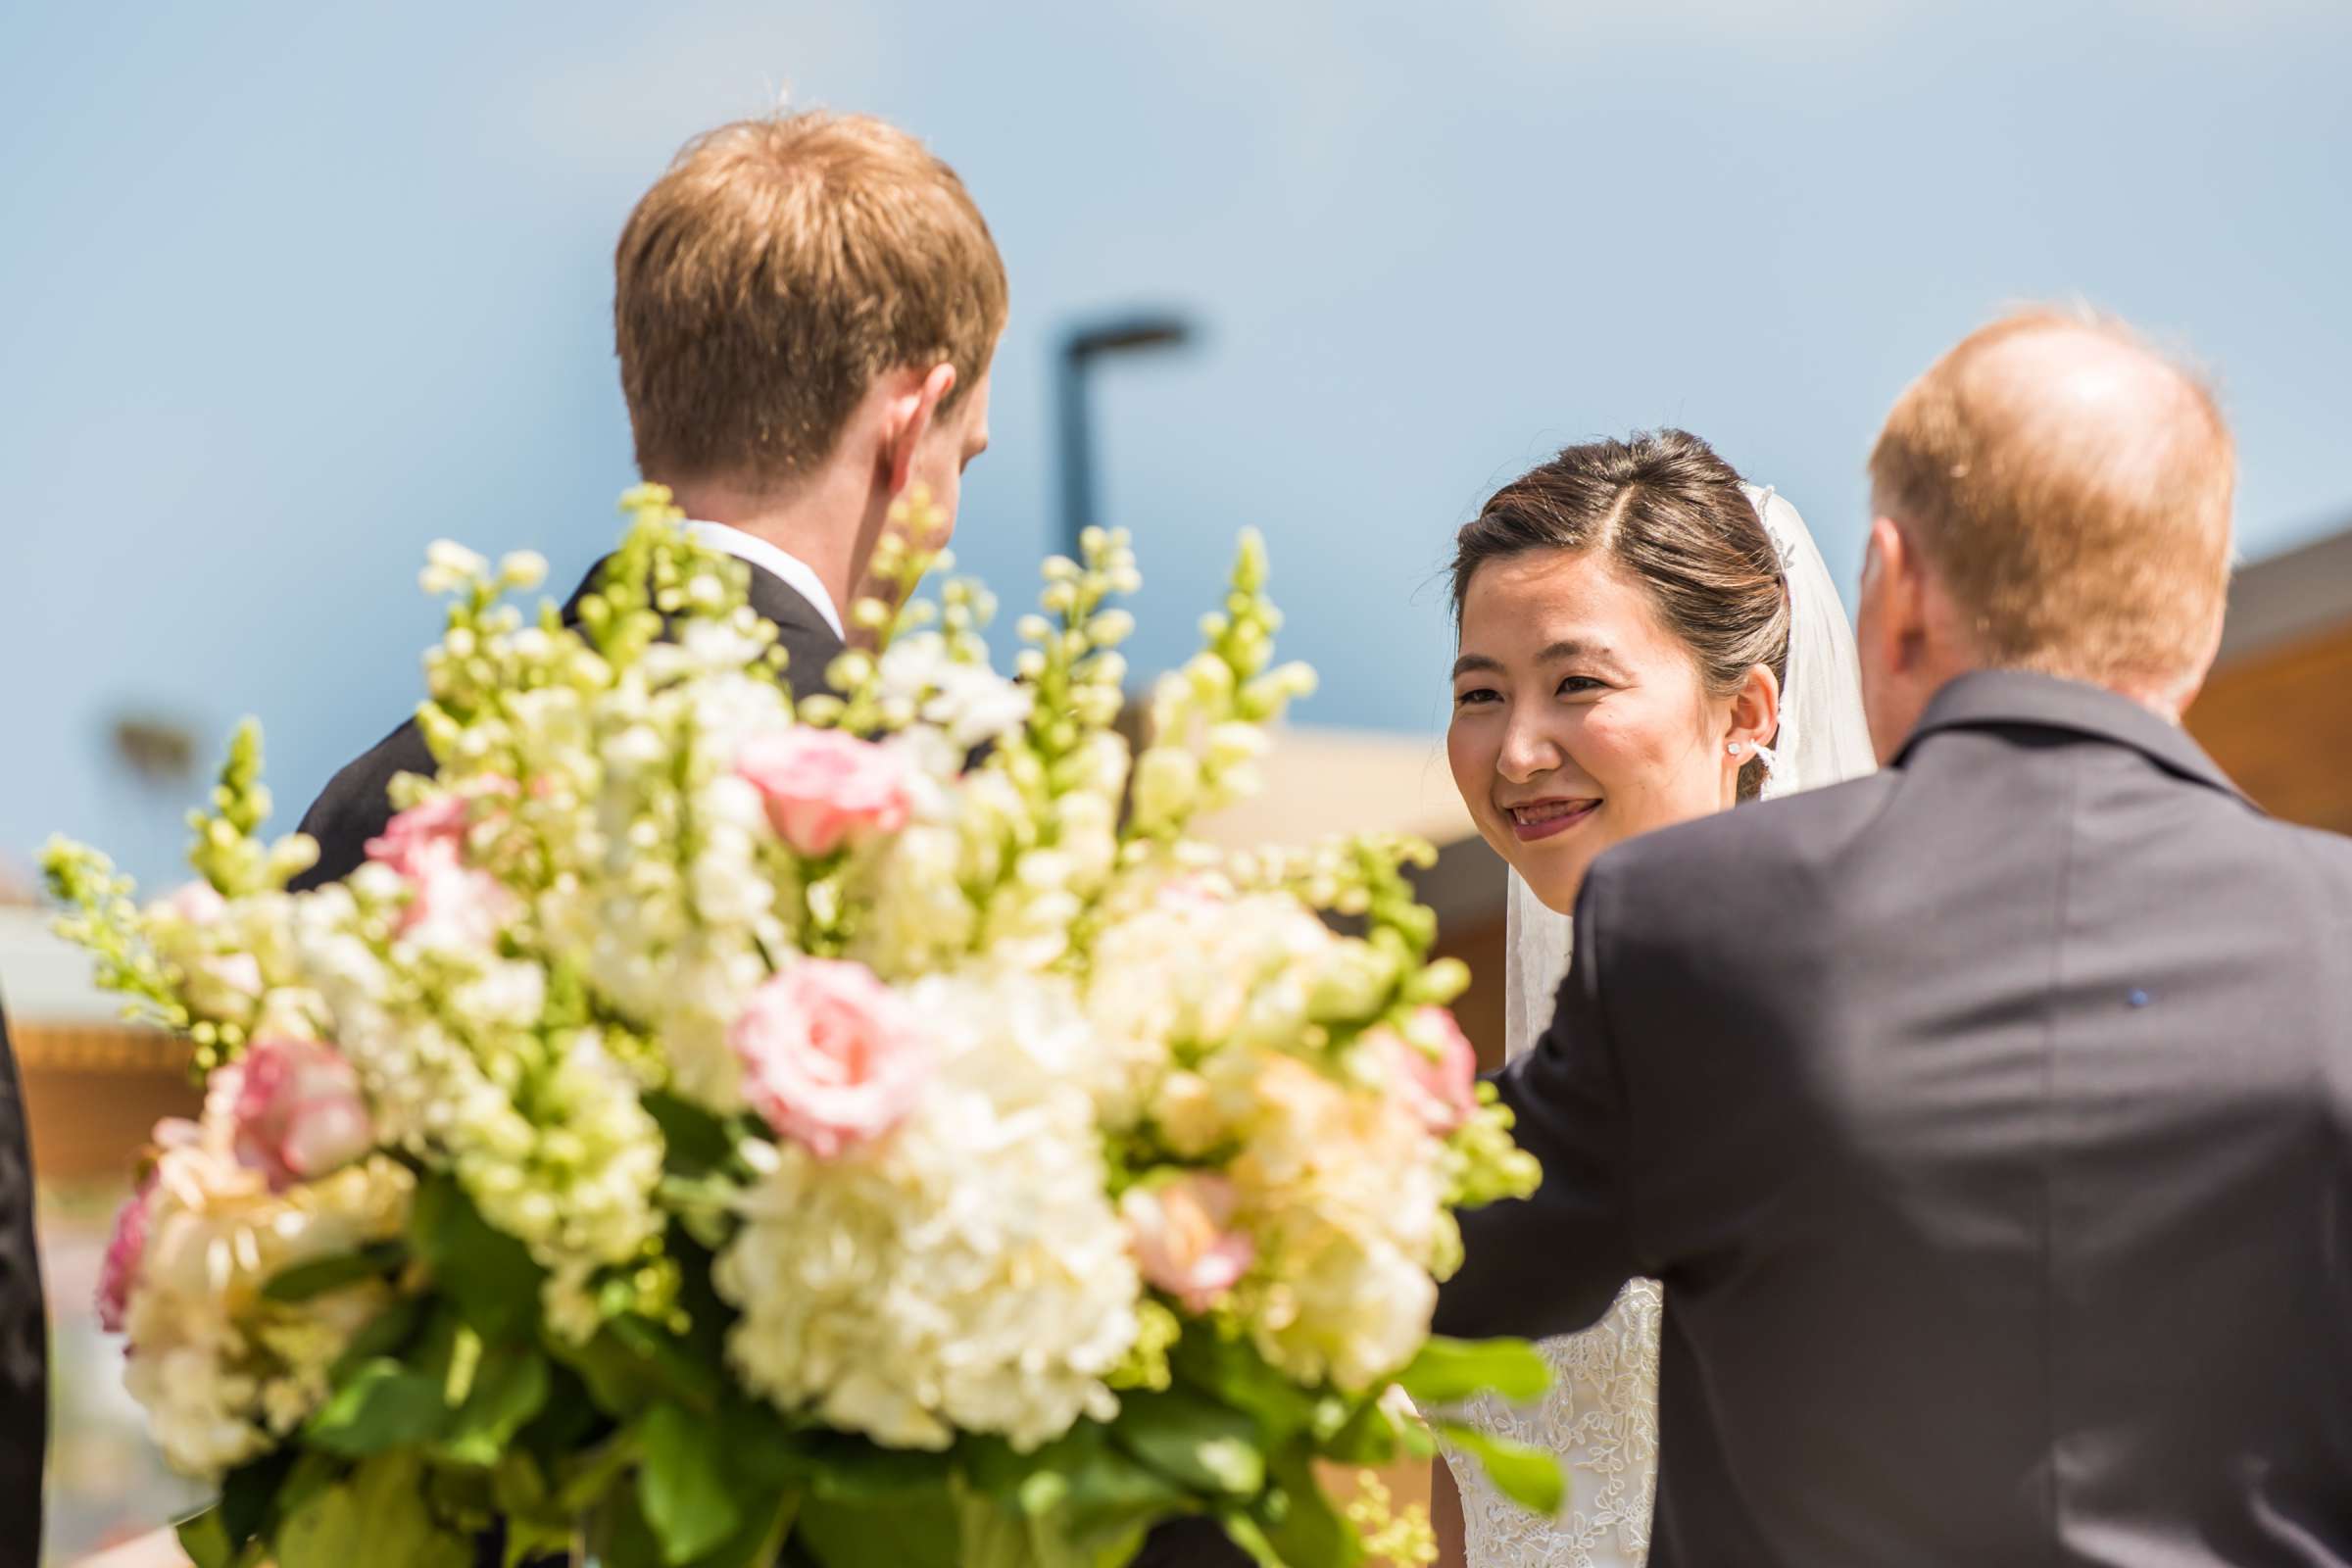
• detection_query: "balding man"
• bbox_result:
[1437,311,2352,1564]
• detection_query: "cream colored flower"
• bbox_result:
[120,1138,413,1478]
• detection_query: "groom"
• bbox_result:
[1438,311,2352,1563]
[291,110,1004,888]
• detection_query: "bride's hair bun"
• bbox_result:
[1450,428,1790,799]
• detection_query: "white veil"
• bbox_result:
[1501,483,1876,1059]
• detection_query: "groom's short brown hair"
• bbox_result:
[615,112,1007,488]
[1869,309,2235,695]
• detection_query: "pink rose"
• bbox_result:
[367,794,512,948]
[227,1039,375,1191]
[96,1178,156,1335]
[366,794,470,877]
[1122,1173,1253,1314]
[730,960,928,1157]
[735,730,914,857]
[1379,1007,1480,1136]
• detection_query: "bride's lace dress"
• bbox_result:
[1445,890,1659,1568]
[1447,1281,1661,1567]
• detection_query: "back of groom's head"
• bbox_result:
[615,111,1007,491]
[1859,309,2234,750]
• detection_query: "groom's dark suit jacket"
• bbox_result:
[0,1004,46,1568]
[1436,671,2352,1565]
[290,554,845,890]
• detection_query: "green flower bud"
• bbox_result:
[1133,747,1201,830]
[1308,942,1401,1024]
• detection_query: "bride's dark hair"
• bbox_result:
[1449,428,1791,799]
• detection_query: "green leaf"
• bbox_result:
[681,1492,798,1568]
[550,1325,666,1419]
[216,1446,296,1546]
[177,1506,238,1568]
[1168,1330,1319,1443]
[580,1492,670,1568]
[795,1491,960,1568]
[1396,1336,1550,1405]
[1211,1510,1286,1568]
[1111,1387,1266,1497]
[263,1241,407,1302]
[490,1450,554,1527]
[305,1358,452,1456]
[270,1452,346,1539]
[520,1370,609,1457]
[718,1396,810,1490]
[645,1091,734,1175]
[1319,1396,1401,1466]
[555,1424,645,1516]
[956,1428,1187,1548]
[414,1174,544,1341]
[952,1483,1115,1568]
[1429,1419,1564,1516]
[438,1345,552,1467]
[798,1434,955,1503]
[640,1401,744,1564]
[608,1312,727,1409]
[1258,1450,1360,1568]
[275,1453,470,1568]
[329,1295,427,1383]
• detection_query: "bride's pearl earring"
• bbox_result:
[1728,742,1745,756]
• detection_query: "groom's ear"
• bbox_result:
[880,362,959,497]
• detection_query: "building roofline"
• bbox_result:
[2220,522,2352,662]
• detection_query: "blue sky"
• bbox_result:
[4,0,2348,886]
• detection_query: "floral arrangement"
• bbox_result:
[47,487,1554,1568]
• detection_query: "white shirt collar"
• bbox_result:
[679,519,846,642]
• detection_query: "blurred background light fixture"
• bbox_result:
[1054,310,1198,562]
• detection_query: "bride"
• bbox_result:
[1434,430,1872,1568]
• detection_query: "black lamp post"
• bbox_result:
[1054,312,1196,561]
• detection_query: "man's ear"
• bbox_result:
[1861,514,1930,677]
[882,363,958,498]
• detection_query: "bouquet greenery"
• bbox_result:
[48,488,1555,1568]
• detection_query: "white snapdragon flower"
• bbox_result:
[848,822,976,980]
[877,637,1035,751]
[454,1030,664,1341]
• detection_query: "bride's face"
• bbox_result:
[1447,548,1743,914]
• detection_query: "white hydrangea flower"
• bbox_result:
[715,969,1141,1451]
